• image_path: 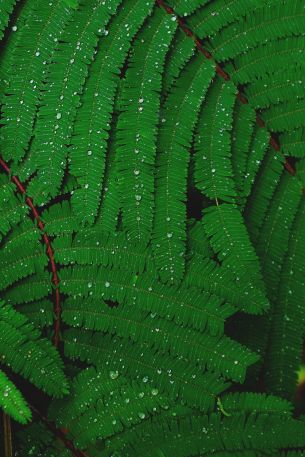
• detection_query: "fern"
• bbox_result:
[1,0,305,455]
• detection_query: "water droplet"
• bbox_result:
[135,195,142,201]
[56,112,62,120]
[12,26,17,32]
[167,232,173,238]
[87,150,92,156]
[138,412,145,419]
[87,282,92,288]
[105,281,110,288]
[35,51,40,57]
[109,370,119,380]
[84,184,89,189]
[134,169,140,175]
[151,388,158,396]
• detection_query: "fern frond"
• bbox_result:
[0,0,76,165]
[0,369,31,424]
[0,175,29,241]
[162,28,195,94]
[0,241,47,292]
[202,203,268,312]
[170,0,210,17]
[187,0,274,38]
[210,1,305,62]
[41,201,79,235]
[2,273,51,304]
[59,264,234,334]
[264,198,305,399]
[262,97,305,133]
[185,253,266,315]
[53,229,156,275]
[116,8,176,242]
[281,127,305,158]
[104,410,305,456]
[64,329,229,411]
[242,126,270,200]
[256,174,302,299]
[231,101,256,199]
[245,148,285,243]
[0,218,40,256]
[244,67,305,110]
[62,297,252,382]
[17,299,54,329]
[194,78,237,203]
[94,122,120,232]
[69,0,154,225]
[228,37,305,85]
[220,392,293,416]
[153,54,215,283]
[27,0,121,205]
[0,0,17,39]
[49,367,171,448]
[0,300,68,398]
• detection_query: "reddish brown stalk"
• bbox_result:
[0,157,61,347]
[3,412,13,457]
[0,157,90,455]
[156,0,300,182]
[30,405,88,457]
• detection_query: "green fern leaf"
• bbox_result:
[64,329,229,411]
[27,0,122,205]
[153,54,215,283]
[0,369,31,424]
[69,0,154,225]
[116,8,176,242]
[203,203,268,311]
[194,78,237,202]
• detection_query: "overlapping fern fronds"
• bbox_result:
[1,0,305,456]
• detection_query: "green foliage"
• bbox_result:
[0,370,31,424]
[1,0,305,455]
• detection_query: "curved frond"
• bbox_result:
[153,54,215,283]
[116,8,176,242]
[69,0,154,224]
[0,369,31,424]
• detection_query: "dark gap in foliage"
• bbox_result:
[288,155,298,169]
[187,147,203,220]
[187,186,203,220]
[40,192,71,213]
[105,299,119,308]
[119,50,131,80]
[225,313,265,392]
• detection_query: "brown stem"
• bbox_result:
[156,0,300,183]
[0,157,61,347]
[3,412,13,457]
[0,157,85,455]
[30,405,88,457]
